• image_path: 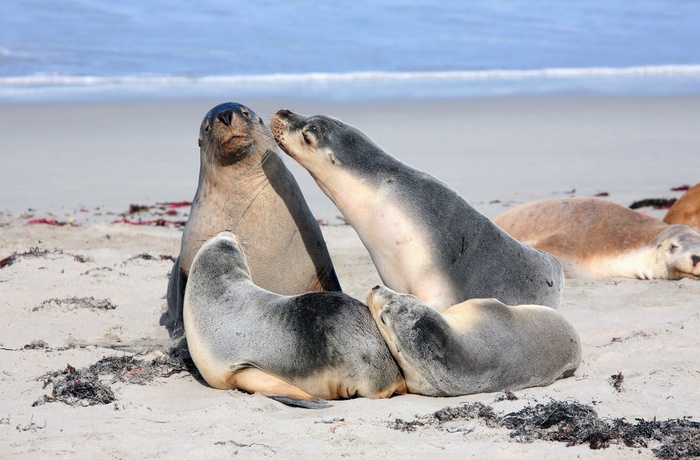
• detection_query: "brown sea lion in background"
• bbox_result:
[494,197,700,280]
[167,102,340,337]
[664,183,700,229]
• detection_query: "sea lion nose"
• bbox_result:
[692,255,700,267]
[217,109,234,127]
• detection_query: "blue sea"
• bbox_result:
[1,0,700,103]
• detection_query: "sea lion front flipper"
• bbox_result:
[231,366,331,409]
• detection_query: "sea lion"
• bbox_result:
[366,285,581,397]
[664,183,700,229]
[270,109,563,311]
[167,102,341,336]
[494,197,700,279]
[183,232,407,408]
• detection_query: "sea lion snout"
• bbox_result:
[216,108,234,126]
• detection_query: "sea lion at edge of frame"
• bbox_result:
[494,197,700,280]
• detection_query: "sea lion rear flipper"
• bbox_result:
[268,395,332,409]
[231,366,331,409]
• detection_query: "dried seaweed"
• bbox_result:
[33,296,117,312]
[0,247,90,269]
[609,372,625,392]
[388,400,700,458]
[629,198,677,210]
[34,352,187,407]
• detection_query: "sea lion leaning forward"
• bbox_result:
[664,183,700,229]
[184,231,407,408]
[167,102,341,337]
[367,285,581,397]
[270,109,563,311]
[494,197,700,279]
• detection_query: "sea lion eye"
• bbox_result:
[669,243,679,253]
[241,109,251,119]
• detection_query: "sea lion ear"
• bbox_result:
[198,138,202,148]
[328,152,339,165]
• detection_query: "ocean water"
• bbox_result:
[1,0,700,102]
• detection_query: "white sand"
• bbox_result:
[1,97,699,458]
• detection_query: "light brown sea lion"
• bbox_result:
[270,109,563,311]
[167,102,340,336]
[184,232,407,408]
[664,183,700,229]
[366,285,581,397]
[494,197,700,279]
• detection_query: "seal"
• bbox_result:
[366,285,581,397]
[183,231,407,408]
[664,183,700,229]
[167,102,341,336]
[494,197,700,279]
[270,109,563,311]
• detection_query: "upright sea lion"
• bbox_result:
[271,110,563,311]
[184,232,406,408]
[167,103,340,336]
[494,197,700,279]
[366,285,581,397]
[664,183,700,229]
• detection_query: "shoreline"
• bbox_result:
[2,94,699,223]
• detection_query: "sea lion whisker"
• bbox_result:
[237,180,273,223]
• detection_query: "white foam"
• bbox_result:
[3,65,700,87]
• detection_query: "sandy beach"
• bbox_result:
[1,96,699,458]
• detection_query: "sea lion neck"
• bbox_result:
[197,144,270,194]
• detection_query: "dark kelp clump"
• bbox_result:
[34,352,187,407]
[389,400,700,458]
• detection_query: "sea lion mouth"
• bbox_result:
[221,134,248,146]
[216,133,253,155]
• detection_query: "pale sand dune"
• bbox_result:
[1,97,699,458]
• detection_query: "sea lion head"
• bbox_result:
[271,108,396,206]
[189,231,252,282]
[656,226,700,279]
[198,102,268,165]
[270,109,383,174]
[366,285,451,395]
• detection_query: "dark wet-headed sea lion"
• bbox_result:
[167,103,340,336]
